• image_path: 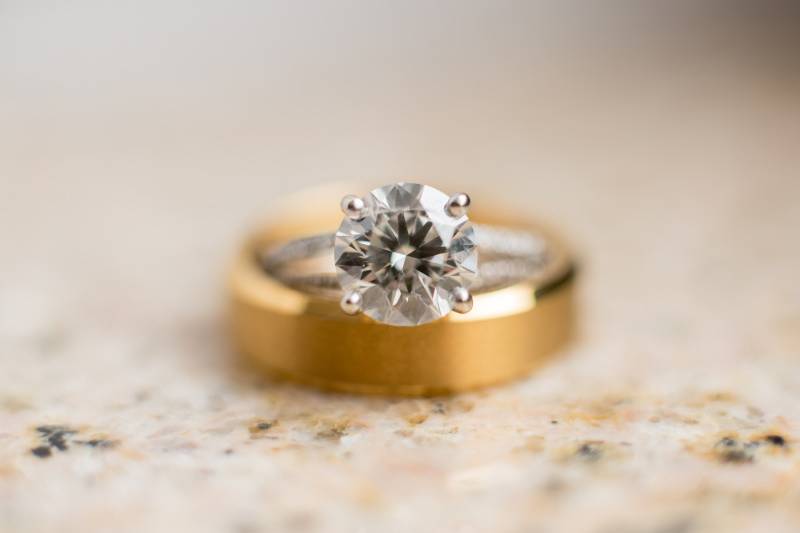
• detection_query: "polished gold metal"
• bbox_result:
[229,184,576,395]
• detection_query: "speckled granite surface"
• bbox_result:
[2,3,800,533]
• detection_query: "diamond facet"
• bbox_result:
[334,183,478,326]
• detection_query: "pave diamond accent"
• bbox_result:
[334,183,478,326]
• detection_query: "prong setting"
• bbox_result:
[334,183,478,326]
[451,286,474,314]
[446,192,471,218]
[340,194,367,220]
[340,290,363,315]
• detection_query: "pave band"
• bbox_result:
[229,183,576,395]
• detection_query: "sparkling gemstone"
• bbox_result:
[334,183,478,326]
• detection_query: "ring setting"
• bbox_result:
[231,180,575,394]
[334,182,478,326]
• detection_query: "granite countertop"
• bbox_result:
[1,4,799,533]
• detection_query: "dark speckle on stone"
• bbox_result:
[550,420,558,425]
[36,425,76,452]
[714,437,754,464]
[32,425,117,455]
[75,439,116,449]
[31,446,52,458]
[576,441,604,463]
[248,420,278,438]
[719,449,751,463]
[765,434,786,447]
[36,425,66,434]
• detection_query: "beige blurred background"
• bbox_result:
[1,2,800,533]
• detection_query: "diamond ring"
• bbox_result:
[230,181,575,394]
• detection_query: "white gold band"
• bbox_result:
[261,224,551,297]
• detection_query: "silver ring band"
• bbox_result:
[260,224,552,297]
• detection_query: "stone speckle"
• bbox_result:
[692,431,794,465]
[714,437,755,464]
[35,425,77,452]
[248,419,278,438]
[75,438,117,449]
[765,434,786,447]
[30,446,52,458]
[575,441,606,463]
[29,426,117,457]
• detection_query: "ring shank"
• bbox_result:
[229,184,576,395]
[260,224,552,297]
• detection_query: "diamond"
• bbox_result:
[334,183,478,326]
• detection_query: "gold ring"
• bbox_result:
[229,182,576,395]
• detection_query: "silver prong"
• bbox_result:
[451,286,473,314]
[340,194,366,220]
[446,192,471,217]
[340,290,363,315]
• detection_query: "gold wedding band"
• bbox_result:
[229,182,576,395]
